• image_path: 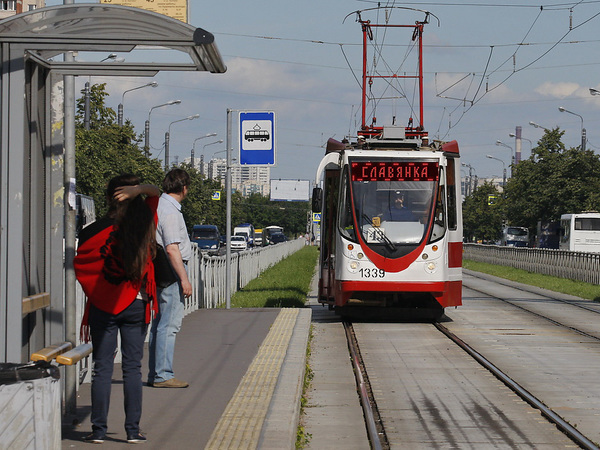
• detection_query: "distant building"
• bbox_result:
[182,156,271,197]
[0,0,44,19]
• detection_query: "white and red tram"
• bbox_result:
[312,8,462,320]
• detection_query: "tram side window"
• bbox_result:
[338,169,356,241]
[446,158,458,230]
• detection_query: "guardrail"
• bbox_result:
[186,238,304,312]
[463,243,600,285]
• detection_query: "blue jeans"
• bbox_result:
[148,275,185,383]
[89,299,147,436]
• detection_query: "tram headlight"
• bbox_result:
[425,261,437,273]
[348,260,360,273]
[422,253,429,260]
[357,252,364,259]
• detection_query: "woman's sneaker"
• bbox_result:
[127,432,147,444]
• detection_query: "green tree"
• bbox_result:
[462,181,503,242]
[504,127,600,230]
[75,83,164,216]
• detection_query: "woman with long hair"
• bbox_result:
[74,174,160,444]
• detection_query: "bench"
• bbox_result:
[31,342,92,365]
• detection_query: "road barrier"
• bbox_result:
[464,243,600,285]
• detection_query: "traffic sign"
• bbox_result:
[239,111,275,165]
[212,191,221,201]
[312,212,321,223]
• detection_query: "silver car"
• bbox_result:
[230,235,247,251]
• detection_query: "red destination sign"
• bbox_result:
[351,161,439,182]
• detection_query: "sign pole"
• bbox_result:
[225,109,232,309]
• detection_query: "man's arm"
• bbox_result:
[165,243,192,297]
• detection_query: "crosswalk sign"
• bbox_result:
[312,212,321,223]
[212,191,221,201]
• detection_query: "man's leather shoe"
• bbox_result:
[151,378,189,388]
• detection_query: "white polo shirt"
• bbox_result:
[156,193,192,262]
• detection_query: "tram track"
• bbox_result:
[464,271,600,342]
[343,305,600,449]
[435,322,599,450]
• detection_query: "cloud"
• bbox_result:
[534,81,580,99]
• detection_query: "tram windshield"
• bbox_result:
[341,158,441,253]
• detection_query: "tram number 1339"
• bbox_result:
[359,268,385,278]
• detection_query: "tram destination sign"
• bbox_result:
[351,161,439,182]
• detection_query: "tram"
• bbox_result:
[312,8,462,320]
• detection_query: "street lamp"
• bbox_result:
[203,140,224,179]
[486,155,506,187]
[589,88,600,96]
[118,81,158,126]
[144,100,181,157]
[191,133,217,172]
[558,106,586,151]
[509,132,533,157]
[164,114,200,170]
[529,121,551,132]
[495,140,513,176]
[461,162,476,197]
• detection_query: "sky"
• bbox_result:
[46,0,600,184]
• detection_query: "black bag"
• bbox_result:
[153,244,179,288]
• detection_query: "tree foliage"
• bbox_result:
[463,127,600,242]
[462,181,503,242]
[504,127,600,230]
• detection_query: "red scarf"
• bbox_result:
[75,196,159,342]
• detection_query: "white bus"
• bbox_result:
[560,213,600,252]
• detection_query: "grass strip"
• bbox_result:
[464,259,600,302]
[231,246,319,308]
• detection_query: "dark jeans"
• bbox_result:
[89,298,147,436]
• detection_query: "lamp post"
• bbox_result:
[191,133,217,172]
[495,140,513,177]
[509,132,533,159]
[529,120,551,132]
[202,140,224,178]
[145,100,181,157]
[118,81,158,126]
[164,114,200,170]
[461,162,476,197]
[590,88,600,97]
[558,106,586,151]
[486,155,506,188]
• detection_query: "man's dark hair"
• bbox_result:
[163,168,190,194]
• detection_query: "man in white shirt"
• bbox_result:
[148,169,192,388]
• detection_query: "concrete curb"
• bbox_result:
[259,307,312,449]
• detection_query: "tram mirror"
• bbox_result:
[312,187,322,212]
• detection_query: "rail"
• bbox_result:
[464,244,600,285]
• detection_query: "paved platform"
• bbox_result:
[61,306,312,449]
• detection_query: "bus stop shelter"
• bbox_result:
[0,3,226,411]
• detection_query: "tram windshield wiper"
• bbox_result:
[361,214,397,251]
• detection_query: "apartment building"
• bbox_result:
[0,0,44,20]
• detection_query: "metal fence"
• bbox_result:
[186,238,305,312]
[464,243,600,285]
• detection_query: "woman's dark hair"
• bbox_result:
[162,168,190,194]
[107,174,156,281]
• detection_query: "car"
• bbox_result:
[269,232,287,244]
[230,235,247,251]
[191,224,221,254]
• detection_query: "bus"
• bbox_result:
[560,213,600,252]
